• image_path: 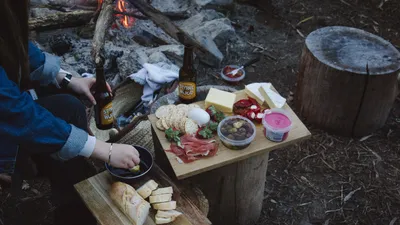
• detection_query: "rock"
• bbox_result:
[195,35,224,67]
[151,0,191,14]
[180,10,225,35]
[194,0,234,6]
[193,18,236,48]
[147,52,172,64]
[180,10,236,66]
[145,45,184,58]
[117,50,143,78]
[129,20,179,46]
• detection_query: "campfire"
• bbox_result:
[29,0,239,89]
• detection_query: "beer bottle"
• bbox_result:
[94,66,114,130]
[178,40,197,104]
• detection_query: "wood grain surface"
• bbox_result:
[149,89,311,180]
[74,165,211,225]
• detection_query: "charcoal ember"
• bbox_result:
[48,34,73,56]
[104,49,124,74]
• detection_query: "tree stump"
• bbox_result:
[296,26,400,137]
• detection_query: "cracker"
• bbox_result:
[179,118,187,133]
[156,119,165,131]
[185,119,198,135]
[161,118,169,130]
[155,105,169,119]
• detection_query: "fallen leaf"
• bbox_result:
[22,180,30,190]
[296,16,314,26]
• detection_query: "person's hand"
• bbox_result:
[68,77,112,105]
[91,140,140,169]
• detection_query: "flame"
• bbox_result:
[115,0,135,28]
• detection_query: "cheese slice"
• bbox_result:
[156,210,182,219]
[149,194,172,204]
[152,187,173,196]
[153,201,177,210]
[259,84,286,108]
[244,83,270,105]
[155,216,175,224]
[204,88,236,113]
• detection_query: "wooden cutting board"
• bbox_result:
[149,89,312,180]
[74,165,211,225]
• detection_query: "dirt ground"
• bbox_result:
[1,0,400,224]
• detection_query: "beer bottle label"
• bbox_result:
[101,102,114,125]
[179,82,196,100]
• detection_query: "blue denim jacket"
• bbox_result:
[0,42,88,173]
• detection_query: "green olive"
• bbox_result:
[233,121,245,129]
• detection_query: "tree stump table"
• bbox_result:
[296,26,400,137]
[149,88,311,225]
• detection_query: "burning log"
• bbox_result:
[92,0,114,67]
[29,10,94,31]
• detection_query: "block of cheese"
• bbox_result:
[152,187,173,196]
[244,83,271,105]
[153,201,177,210]
[259,84,286,108]
[204,88,236,113]
[149,194,172,204]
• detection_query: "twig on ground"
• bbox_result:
[246,41,277,61]
[343,187,362,204]
[361,145,383,161]
[325,208,341,214]
[298,153,318,164]
[389,217,398,225]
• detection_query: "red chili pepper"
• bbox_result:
[234,99,252,108]
[246,111,256,120]
[254,112,264,123]
[249,104,261,114]
[248,97,259,106]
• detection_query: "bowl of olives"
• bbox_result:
[217,115,256,150]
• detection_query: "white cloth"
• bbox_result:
[129,62,179,102]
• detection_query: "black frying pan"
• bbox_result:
[105,145,154,182]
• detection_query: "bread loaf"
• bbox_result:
[151,187,173,196]
[109,182,150,225]
[156,210,182,219]
[153,201,176,210]
[137,180,159,199]
[149,194,172,204]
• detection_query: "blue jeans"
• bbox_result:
[8,94,97,225]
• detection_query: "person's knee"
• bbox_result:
[53,94,87,131]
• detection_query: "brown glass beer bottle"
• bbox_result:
[94,66,114,130]
[178,42,197,104]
